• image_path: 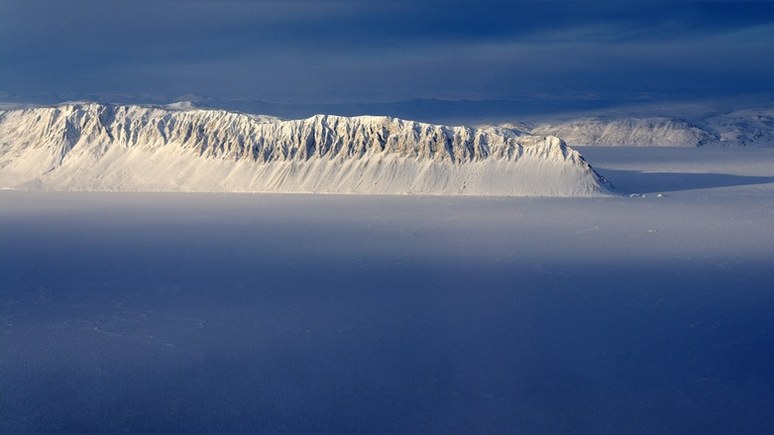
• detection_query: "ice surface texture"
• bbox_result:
[2,147,774,432]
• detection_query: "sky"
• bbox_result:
[1,0,774,122]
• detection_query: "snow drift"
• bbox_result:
[0,103,609,196]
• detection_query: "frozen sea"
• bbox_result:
[2,147,774,432]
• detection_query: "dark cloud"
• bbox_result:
[2,0,773,120]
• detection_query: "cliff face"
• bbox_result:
[0,103,610,196]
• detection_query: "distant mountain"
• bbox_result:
[530,118,717,147]
[492,109,774,147]
[0,103,610,196]
[702,108,774,147]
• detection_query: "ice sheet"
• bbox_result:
[1,147,773,432]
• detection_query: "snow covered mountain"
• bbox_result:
[702,108,774,147]
[493,109,774,147]
[530,118,717,147]
[0,103,610,196]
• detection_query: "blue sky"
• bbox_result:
[2,0,773,121]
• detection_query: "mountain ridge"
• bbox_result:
[487,109,774,147]
[0,102,610,196]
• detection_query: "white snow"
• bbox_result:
[486,108,774,147]
[2,145,774,432]
[0,103,609,196]
[530,117,716,147]
[703,108,774,147]
[165,100,201,111]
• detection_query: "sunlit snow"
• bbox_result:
[0,103,607,196]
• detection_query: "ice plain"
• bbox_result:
[2,146,774,432]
